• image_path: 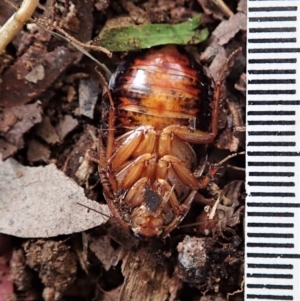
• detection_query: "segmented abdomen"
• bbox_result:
[109,45,212,131]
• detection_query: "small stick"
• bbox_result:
[0,0,39,52]
[217,151,245,165]
[1,0,112,59]
[210,0,234,18]
[36,18,112,58]
[208,194,221,220]
[36,24,112,80]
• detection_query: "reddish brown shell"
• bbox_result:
[107,45,212,132]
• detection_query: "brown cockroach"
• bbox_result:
[97,45,240,239]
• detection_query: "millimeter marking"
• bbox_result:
[246,1,300,300]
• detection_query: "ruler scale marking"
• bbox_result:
[246,1,300,300]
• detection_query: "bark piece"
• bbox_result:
[119,242,176,301]
[0,46,78,108]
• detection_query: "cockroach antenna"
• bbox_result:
[77,202,111,220]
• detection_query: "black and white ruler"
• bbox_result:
[246,0,300,300]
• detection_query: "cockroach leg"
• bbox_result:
[86,151,101,165]
[163,191,197,236]
[132,128,156,157]
[197,164,221,189]
[109,126,154,169]
[158,155,218,190]
[154,181,178,215]
[115,154,155,189]
[95,67,116,164]
[124,177,149,207]
[162,125,217,144]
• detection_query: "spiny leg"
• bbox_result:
[157,149,244,209]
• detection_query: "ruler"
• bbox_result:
[246,0,300,300]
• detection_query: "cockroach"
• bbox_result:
[97,45,240,239]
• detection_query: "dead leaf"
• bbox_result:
[35,116,60,144]
[25,65,45,84]
[0,110,17,133]
[79,78,99,119]
[55,115,79,141]
[213,12,246,46]
[208,45,227,80]
[0,102,43,151]
[237,0,247,14]
[89,235,118,271]
[0,158,110,238]
[63,126,96,187]
[0,139,18,160]
[0,233,14,301]
[198,0,225,20]
[27,139,51,163]
[95,0,110,11]
[235,72,246,95]
[121,0,151,24]
[0,261,14,301]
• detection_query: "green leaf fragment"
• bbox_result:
[94,14,209,52]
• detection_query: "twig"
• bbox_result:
[35,22,112,79]
[208,194,221,220]
[210,0,234,18]
[36,18,112,58]
[0,0,39,52]
[1,0,112,59]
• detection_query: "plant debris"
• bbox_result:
[0,46,79,108]
[94,14,209,51]
[78,77,99,119]
[0,158,110,238]
[0,102,43,159]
